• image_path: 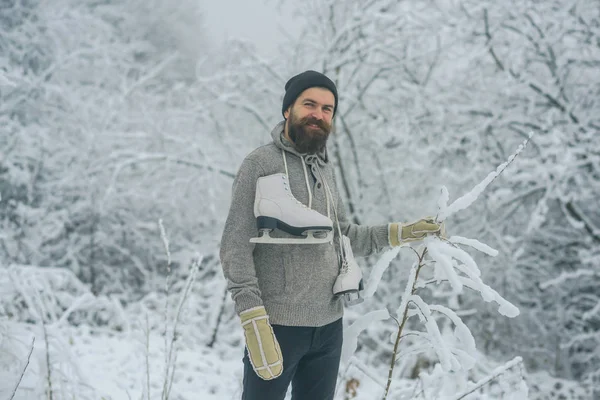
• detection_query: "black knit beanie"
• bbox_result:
[281,70,338,118]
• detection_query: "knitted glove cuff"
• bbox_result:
[240,306,267,322]
[388,223,401,247]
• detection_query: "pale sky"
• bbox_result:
[202,0,298,57]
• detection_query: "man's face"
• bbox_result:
[284,87,335,154]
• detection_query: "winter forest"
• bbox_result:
[1,0,599,399]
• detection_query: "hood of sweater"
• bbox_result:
[270,120,329,167]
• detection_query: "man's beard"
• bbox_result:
[287,111,332,154]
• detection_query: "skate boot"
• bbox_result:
[333,235,364,306]
[250,173,334,245]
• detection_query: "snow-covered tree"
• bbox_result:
[0,0,227,296]
[338,140,530,399]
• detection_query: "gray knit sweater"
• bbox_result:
[219,121,391,327]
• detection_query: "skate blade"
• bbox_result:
[343,292,364,307]
[250,230,333,245]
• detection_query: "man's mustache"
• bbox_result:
[299,117,330,132]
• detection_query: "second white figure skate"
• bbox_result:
[332,235,364,306]
[250,173,334,245]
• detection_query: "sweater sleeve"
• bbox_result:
[219,157,264,315]
[333,174,392,257]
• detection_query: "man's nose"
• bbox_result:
[310,109,324,120]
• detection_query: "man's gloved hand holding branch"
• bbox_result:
[389,217,445,247]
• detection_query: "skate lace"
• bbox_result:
[316,165,349,263]
[281,149,318,210]
[281,176,308,208]
[340,259,349,274]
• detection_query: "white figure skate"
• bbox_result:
[250,173,334,245]
[333,235,364,306]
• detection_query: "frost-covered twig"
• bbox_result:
[9,336,35,400]
[336,356,387,400]
[342,309,390,365]
[42,320,54,400]
[437,133,533,221]
[350,357,387,390]
[159,219,173,400]
[158,219,201,400]
[164,257,201,400]
[450,356,525,400]
[123,52,179,98]
[428,238,519,318]
[447,236,499,257]
[145,313,151,400]
[363,247,401,298]
[383,249,427,400]
[539,269,599,290]
[208,287,229,348]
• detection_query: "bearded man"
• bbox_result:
[220,70,443,400]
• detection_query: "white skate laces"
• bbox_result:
[281,175,308,209]
[340,260,349,274]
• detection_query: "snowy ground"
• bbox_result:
[0,263,590,400]
[0,317,590,400]
[1,320,245,400]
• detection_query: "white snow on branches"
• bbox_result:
[427,237,520,318]
[539,269,599,290]
[437,133,533,222]
[363,246,401,298]
[448,236,499,257]
[341,309,390,365]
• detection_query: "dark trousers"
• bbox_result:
[242,318,343,400]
